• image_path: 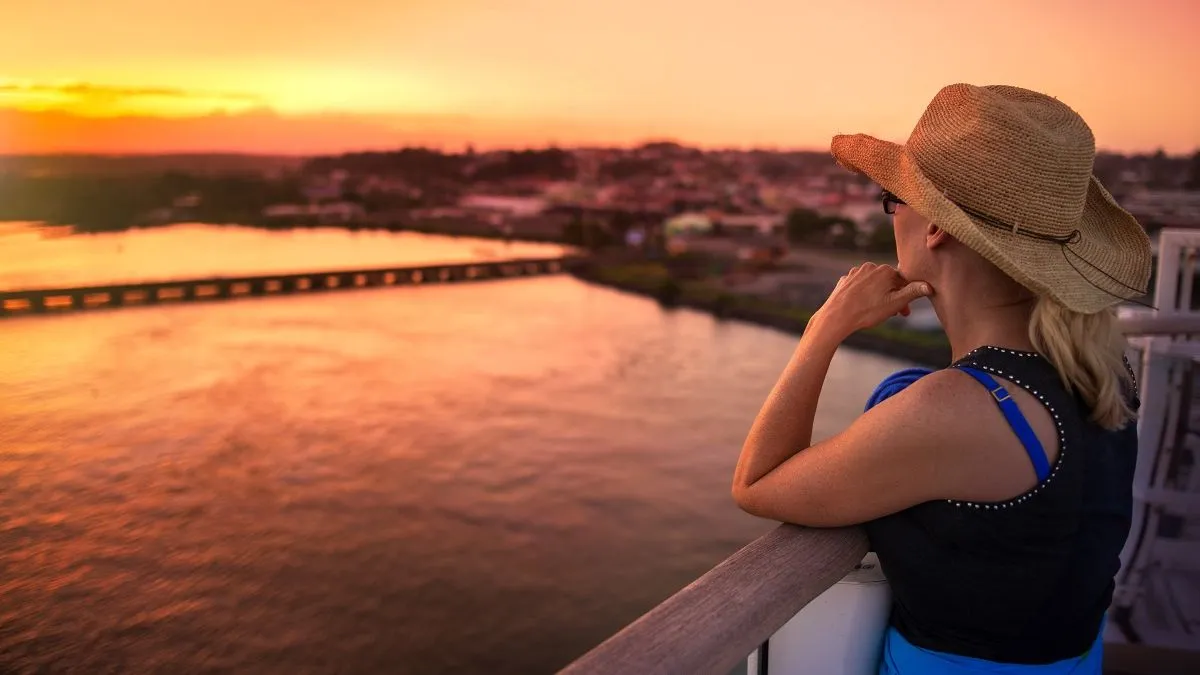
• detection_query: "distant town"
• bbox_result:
[2,144,1197,251]
[2,143,1197,355]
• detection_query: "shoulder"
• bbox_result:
[864,363,1065,503]
[864,367,989,439]
[833,368,980,464]
[896,366,979,401]
[849,367,1016,486]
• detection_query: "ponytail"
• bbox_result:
[1028,297,1134,430]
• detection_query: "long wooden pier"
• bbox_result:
[0,256,576,318]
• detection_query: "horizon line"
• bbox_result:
[4,143,1197,160]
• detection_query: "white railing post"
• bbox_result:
[1115,229,1200,618]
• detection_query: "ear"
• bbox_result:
[926,224,950,250]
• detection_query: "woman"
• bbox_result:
[732,83,1151,673]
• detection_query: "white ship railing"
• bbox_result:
[1113,229,1200,651]
[559,526,868,675]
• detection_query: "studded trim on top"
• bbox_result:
[1122,354,1141,409]
[965,345,1041,359]
[945,360,1066,511]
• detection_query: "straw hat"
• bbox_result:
[831,83,1152,314]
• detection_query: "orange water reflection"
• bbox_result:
[0,232,910,672]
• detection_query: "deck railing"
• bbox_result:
[560,311,1200,675]
[559,525,867,675]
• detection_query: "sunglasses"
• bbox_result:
[880,189,905,215]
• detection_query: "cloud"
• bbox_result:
[0,80,268,118]
[0,81,263,103]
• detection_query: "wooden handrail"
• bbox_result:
[559,525,867,675]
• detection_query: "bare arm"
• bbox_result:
[732,263,938,526]
[732,371,963,526]
[732,327,840,490]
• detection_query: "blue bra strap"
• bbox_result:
[955,366,1052,482]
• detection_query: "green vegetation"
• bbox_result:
[562,217,619,249]
[0,172,306,232]
[865,215,897,252]
[862,322,953,350]
[785,208,835,243]
[577,260,951,362]
[786,207,881,253]
[304,147,577,183]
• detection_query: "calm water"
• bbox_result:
[0,226,912,673]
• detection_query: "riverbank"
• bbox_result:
[568,258,951,368]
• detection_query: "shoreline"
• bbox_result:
[567,259,951,369]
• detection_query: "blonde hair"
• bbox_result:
[1028,297,1135,430]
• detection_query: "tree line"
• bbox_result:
[0,172,307,232]
[785,208,895,253]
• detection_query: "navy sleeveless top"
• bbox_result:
[864,346,1139,664]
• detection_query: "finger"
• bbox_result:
[889,281,932,306]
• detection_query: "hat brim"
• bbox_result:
[831,134,1152,314]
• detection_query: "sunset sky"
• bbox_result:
[1,0,1197,155]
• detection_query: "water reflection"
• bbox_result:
[0,233,911,673]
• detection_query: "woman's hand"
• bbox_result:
[810,263,932,340]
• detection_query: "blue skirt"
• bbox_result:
[879,620,1105,675]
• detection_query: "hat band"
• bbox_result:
[924,181,1149,305]
[952,200,1081,245]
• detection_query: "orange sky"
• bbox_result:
[1,0,1197,155]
